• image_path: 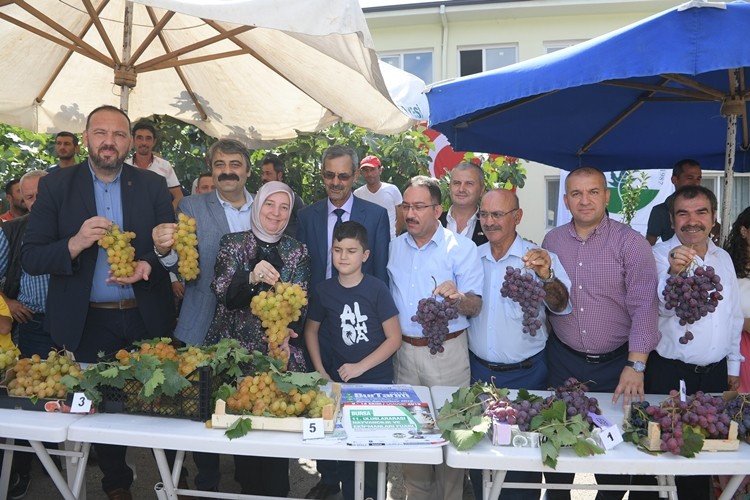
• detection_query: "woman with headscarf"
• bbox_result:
[206,180,310,497]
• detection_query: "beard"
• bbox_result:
[90,145,126,172]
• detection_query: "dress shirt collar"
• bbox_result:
[566,215,610,241]
[480,233,523,263]
[88,159,123,184]
[216,188,253,211]
[446,206,479,237]
[405,223,445,251]
[327,195,354,217]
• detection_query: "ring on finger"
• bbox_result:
[258,272,265,279]
[670,252,676,259]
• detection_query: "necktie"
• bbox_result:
[332,208,345,277]
[333,208,345,230]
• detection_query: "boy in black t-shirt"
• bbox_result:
[304,221,402,500]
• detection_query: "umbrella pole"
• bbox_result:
[720,114,736,246]
[119,1,134,114]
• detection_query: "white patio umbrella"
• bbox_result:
[0,0,414,145]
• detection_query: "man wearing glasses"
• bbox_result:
[388,175,483,500]
[296,144,390,500]
[467,188,572,500]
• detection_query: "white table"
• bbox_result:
[0,408,90,500]
[67,385,443,500]
[432,386,750,500]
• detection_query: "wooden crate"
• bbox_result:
[641,420,739,451]
[211,383,340,433]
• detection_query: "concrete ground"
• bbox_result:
[19,445,609,499]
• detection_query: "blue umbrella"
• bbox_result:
[426,0,750,240]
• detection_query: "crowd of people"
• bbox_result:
[1,104,749,500]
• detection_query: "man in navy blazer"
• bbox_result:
[22,105,175,500]
[295,144,389,500]
[296,145,390,294]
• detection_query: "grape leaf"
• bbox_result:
[555,426,578,447]
[98,366,122,379]
[161,363,191,396]
[142,368,165,398]
[541,440,559,469]
[273,370,326,393]
[573,438,604,457]
[449,428,486,451]
[225,417,253,440]
[679,426,704,458]
[132,355,162,384]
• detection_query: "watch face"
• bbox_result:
[631,361,646,373]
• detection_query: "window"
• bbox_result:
[459,46,517,77]
[700,173,750,225]
[544,40,585,54]
[379,51,433,84]
[546,177,561,229]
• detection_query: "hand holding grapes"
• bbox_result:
[432,279,463,306]
[521,248,552,280]
[667,245,698,274]
[68,216,112,258]
[106,259,152,284]
[251,260,280,286]
[152,222,177,255]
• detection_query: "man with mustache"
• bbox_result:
[636,185,743,500]
[152,138,254,495]
[467,188,571,499]
[22,105,175,500]
[126,120,183,211]
[296,144,390,499]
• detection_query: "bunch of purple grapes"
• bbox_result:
[411,297,459,355]
[661,265,723,344]
[484,397,544,432]
[724,394,750,443]
[629,390,731,455]
[546,377,601,425]
[500,266,546,336]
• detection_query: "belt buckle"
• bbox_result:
[694,364,709,374]
[585,354,602,364]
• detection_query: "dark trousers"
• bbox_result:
[629,352,728,500]
[234,456,290,497]
[469,350,546,500]
[17,313,56,357]
[75,307,150,494]
[545,334,629,500]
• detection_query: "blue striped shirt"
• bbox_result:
[0,229,48,313]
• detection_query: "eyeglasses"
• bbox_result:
[478,208,519,220]
[402,203,438,212]
[323,171,353,181]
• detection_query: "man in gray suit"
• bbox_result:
[151,138,254,493]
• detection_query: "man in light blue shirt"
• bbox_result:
[467,188,572,500]
[387,175,483,500]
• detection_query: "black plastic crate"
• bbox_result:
[98,366,227,421]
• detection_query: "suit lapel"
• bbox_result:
[120,164,135,229]
[77,161,98,218]
[207,194,230,233]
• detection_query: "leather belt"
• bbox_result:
[554,334,627,364]
[659,355,723,374]
[89,299,138,310]
[402,329,465,347]
[470,350,538,372]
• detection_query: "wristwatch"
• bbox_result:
[625,360,647,373]
[540,267,556,283]
[153,245,171,259]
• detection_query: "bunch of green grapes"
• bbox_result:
[0,345,18,372]
[250,283,308,368]
[307,391,335,419]
[98,224,137,278]
[6,351,82,399]
[226,371,318,417]
[174,213,200,281]
[177,345,214,377]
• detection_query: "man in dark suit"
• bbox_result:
[295,144,389,499]
[22,105,175,500]
[296,144,390,294]
[439,161,487,246]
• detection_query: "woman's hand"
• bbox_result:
[250,260,280,286]
[279,328,298,359]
